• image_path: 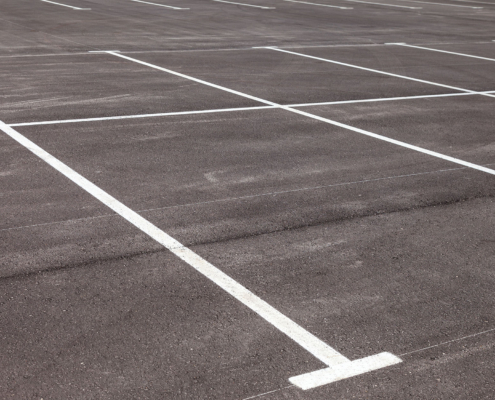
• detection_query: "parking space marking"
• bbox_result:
[212,0,276,9]
[9,106,275,127]
[344,0,421,8]
[0,120,401,388]
[284,0,353,10]
[40,0,91,10]
[391,43,495,62]
[130,0,190,9]
[106,51,495,177]
[396,0,482,7]
[10,91,495,127]
[266,47,495,98]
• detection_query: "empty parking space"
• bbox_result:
[2,0,495,398]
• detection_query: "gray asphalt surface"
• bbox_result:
[1,0,495,399]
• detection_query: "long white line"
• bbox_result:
[266,47,495,98]
[130,0,189,9]
[393,43,495,62]
[0,119,350,368]
[395,0,482,7]
[212,0,276,9]
[9,106,275,127]
[344,0,421,8]
[106,51,495,176]
[284,0,353,9]
[11,91,495,127]
[40,0,91,10]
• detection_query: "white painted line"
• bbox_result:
[88,50,121,53]
[106,51,495,177]
[344,0,421,9]
[10,106,275,127]
[40,0,91,10]
[13,91,495,127]
[212,0,275,8]
[450,0,495,4]
[393,43,495,62]
[288,91,495,107]
[290,352,401,390]
[0,120,351,369]
[284,0,353,9]
[266,47,495,98]
[130,0,189,9]
[395,0,482,7]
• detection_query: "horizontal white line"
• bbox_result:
[40,0,91,9]
[12,90,495,127]
[290,352,402,390]
[212,0,275,8]
[9,106,275,126]
[344,0,421,8]
[266,47,495,98]
[284,0,353,9]
[0,120,350,368]
[288,91,495,107]
[393,43,495,62]
[130,0,189,9]
[88,50,121,53]
[396,0,482,7]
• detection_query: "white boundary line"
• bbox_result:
[212,0,276,9]
[40,0,91,10]
[284,0,353,9]
[9,91,495,127]
[392,43,495,62]
[395,0,482,8]
[265,47,495,98]
[344,0,421,8]
[0,120,401,389]
[130,0,189,9]
[9,106,275,127]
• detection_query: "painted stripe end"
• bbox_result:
[289,352,402,390]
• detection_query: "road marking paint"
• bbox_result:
[130,0,189,9]
[265,47,495,98]
[284,0,353,9]
[10,106,275,127]
[212,0,275,8]
[3,120,395,385]
[106,51,495,176]
[40,0,91,10]
[344,0,421,8]
[396,0,482,7]
[11,90,495,127]
[290,352,401,389]
[392,43,495,62]
[288,91,495,107]
[450,0,495,4]
[88,50,121,53]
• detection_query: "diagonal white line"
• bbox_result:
[284,0,353,9]
[393,43,495,62]
[212,0,275,9]
[344,0,421,8]
[266,47,495,98]
[0,119,349,367]
[130,0,189,9]
[40,0,91,10]
[106,51,495,176]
